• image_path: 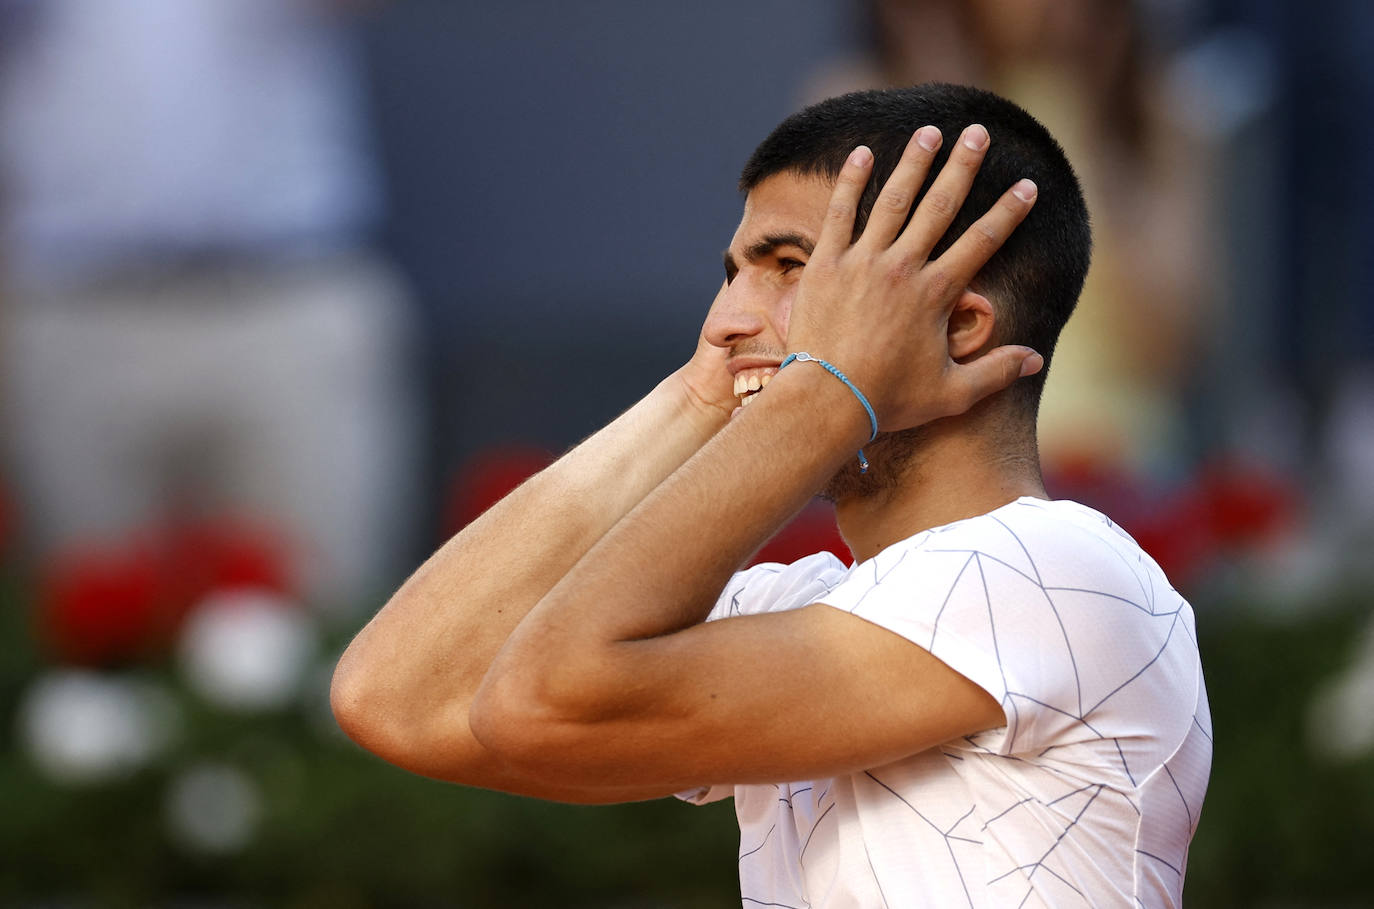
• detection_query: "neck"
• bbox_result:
[833,414,1046,563]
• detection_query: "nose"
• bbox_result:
[702,277,769,349]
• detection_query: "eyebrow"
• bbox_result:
[721,231,816,281]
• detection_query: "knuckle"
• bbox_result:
[876,189,911,214]
[809,254,840,278]
[972,221,1002,251]
[824,205,854,231]
[922,188,959,220]
[882,255,918,284]
[999,198,1030,226]
[922,265,954,299]
[838,168,869,189]
[957,147,986,166]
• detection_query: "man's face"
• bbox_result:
[704,171,833,410]
[705,170,916,502]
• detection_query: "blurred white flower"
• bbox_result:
[18,670,177,784]
[178,588,317,711]
[164,762,262,855]
[1308,619,1374,762]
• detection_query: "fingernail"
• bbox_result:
[915,126,941,152]
[1019,352,1044,377]
[1012,179,1037,202]
[962,124,988,150]
[849,145,873,166]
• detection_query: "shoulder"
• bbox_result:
[830,496,1193,658]
[821,498,1203,754]
[854,497,1174,611]
[707,550,850,622]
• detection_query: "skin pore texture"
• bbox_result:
[331,123,1046,804]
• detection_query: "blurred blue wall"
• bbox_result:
[362,0,856,466]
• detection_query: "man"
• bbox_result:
[332,84,1211,907]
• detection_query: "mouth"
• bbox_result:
[732,366,778,408]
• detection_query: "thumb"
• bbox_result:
[950,346,1043,412]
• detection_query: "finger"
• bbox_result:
[944,346,1044,416]
[895,123,990,261]
[813,145,874,259]
[929,178,1037,291]
[858,126,943,250]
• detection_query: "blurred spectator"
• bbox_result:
[0,0,418,614]
[806,0,1217,482]
[444,444,849,569]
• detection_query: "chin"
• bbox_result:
[819,428,926,503]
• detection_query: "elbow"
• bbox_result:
[467,672,543,762]
[329,643,422,767]
[468,662,602,773]
[329,649,388,753]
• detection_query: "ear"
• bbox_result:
[948,290,996,361]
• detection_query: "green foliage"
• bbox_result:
[1186,599,1374,908]
[5,564,1374,907]
[0,572,739,907]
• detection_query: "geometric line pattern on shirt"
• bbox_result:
[798,802,836,867]
[739,823,777,863]
[712,499,1209,908]
[1136,847,1181,878]
[916,539,1186,744]
[1163,765,1195,828]
[987,783,1102,906]
[860,836,894,909]
[865,770,981,909]
[847,503,1200,904]
[730,566,783,617]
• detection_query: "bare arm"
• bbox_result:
[330,304,738,802]
[469,128,1041,793]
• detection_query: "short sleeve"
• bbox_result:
[702,551,850,622]
[818,506,1173,756]
[675,782,732,806]
[675,551,850,807]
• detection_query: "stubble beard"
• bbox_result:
[817,426,930,504]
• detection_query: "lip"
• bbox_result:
[726,356,783,376]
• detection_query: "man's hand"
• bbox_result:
[785,124,1042,434]
[676,281,738,421]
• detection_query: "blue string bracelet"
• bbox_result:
[778,352,879,473]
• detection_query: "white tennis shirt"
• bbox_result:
[680,497,1211,908]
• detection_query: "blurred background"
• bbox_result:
[1,0,1371,906]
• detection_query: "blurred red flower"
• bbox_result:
[37,518,295,666]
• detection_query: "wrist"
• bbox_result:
[762,360,874,455]
[774,352,878,472]
[663,366,733,436]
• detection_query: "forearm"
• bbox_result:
[330,367,727,784]
[472,128,1040,758]
[474,366,867,720]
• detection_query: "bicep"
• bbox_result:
[472,604,1005,791]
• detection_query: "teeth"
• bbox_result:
[732,367,778,401]
[741,392,757,406]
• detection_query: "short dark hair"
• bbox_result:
[740,83,1091,413]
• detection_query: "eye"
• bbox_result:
[779,258,805,274]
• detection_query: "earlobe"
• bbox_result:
[948,291,996,361]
